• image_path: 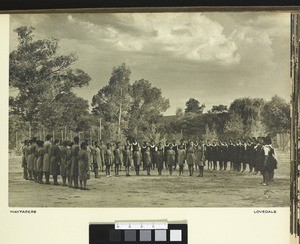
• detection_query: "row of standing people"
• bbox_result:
[21,136,277,189]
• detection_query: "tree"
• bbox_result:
[261,95,290,135]
[38,92,91,132]
[91,63,131,140]
[185,98,205,114]
[203,124,218,142]
[9,26,91,131]
[210,104,228,114]
[249,120,267,138]
[127,79,170,140]
[224,113,244,139]
[229,97,264,129]
[229,97,264,136]
[175,108,184,118]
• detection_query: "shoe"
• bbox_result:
[262,183,267,186]
[106,175,109,178]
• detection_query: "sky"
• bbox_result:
[9,12,291,115]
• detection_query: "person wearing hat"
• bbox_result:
[186,141,196,176]
[166,145,175,176]
[113,142,122,176]
[43,135,52,184]
[149,141,156,170]
[21,140,29,180]
[155,142,164,175]
[70,136,80,188]
[60,140,69,186]
[28,137,37,181]
[177,144,186,176]
[132,138,141,175]
[78,142,89,190]
[104,142,113,177]
[50,138,61,185]
[204,140,212,170]
[123,144,131,176]
[195,141,205,177]
[262,136,277,186]
[144,146,152,176]
[35,140,45,184]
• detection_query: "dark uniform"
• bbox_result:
[211,142,219,170]
[70,143,80,188]
[149,144,156,170]
[132,142,141,175]
[166,148,175,175]
[21,142,29,180]
[156,144,164,175]
[141,143,147,170]
[205,143,212,170]
[228,142,235,171]
[171,142,178,169]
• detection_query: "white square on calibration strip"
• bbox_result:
[170,230,182,241]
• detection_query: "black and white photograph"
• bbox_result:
[8,12,291,208]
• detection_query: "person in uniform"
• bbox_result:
[50,139,61,185]
[155,142,164,175]
[21,140,29,180]
[177,145,186,176]
[113,142,122,176]
[32,137,39,183]
[141,141,147,170]
[262,137,277,185]
[60,140,69,186]
[70,136,80,188]
[166,146,175,175]
[195,142,205,177]
[144,146,152,176]
[99,140,106,172]
[218,140,225,171]
[132,138,141,175]
[28,137,37,181]
[94,141,101,178]
[123,144,131,176]
[78,142,89,190]
[164,140,171,169]
[222,141,229,171]
[186,141,196,176]
[43,135,52,184]
[171,140,178,170]
[254,138,264,175]
[245,138,254,173]
[211,140,219,170]
[240,139,247,172]
[228,139,235,171]
[125,139,132,170]
[104,143,113,177]
[205,140,212,170]
[65,140,72,186]
[149,141,156,170]
[35,140,44,184]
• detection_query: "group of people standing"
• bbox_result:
[21,135,278,190]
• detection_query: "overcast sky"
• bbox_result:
[10,12,290,115]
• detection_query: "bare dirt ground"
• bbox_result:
[9,150,290,208]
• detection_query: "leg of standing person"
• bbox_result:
[200,166,204,177]
[213,161,217,170]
